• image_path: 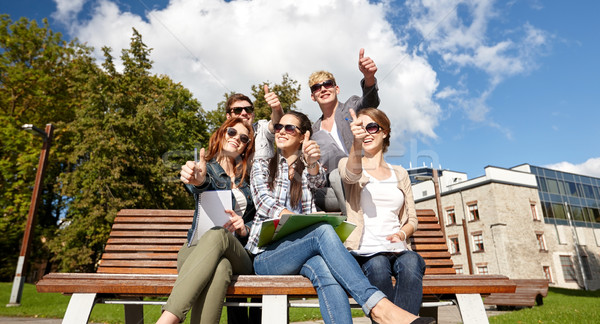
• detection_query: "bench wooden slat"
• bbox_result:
[99,260,177,268]
[107,237,187,245]
[114,216,193,223]
[103,245,183,252]
[109,231,189,237]
[111,224,191,230]
[101,252,178,260]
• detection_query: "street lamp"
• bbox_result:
[415,168,445,239]
[7,124,54,307]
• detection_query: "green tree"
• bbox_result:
[49,29,209,271]
[0,15,94,280]
[205,73,302,132]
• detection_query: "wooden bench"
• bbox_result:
[36,209,516,324]
[483,279,549,310]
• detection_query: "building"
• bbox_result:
[412,164,600,290]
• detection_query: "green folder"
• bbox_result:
[257,213,356,247]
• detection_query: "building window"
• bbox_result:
[543,266,553,282]
[472,233,484,252]
[536,233,547,251]
[477,265,489,275]
[560,255,576,281]
[449,236,460,255]
[531,203,540,221]
[468,203,479,221]
[446,208,456,225]
[454,265,463,274]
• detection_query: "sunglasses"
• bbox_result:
[310,80,336,93]
[364,122,382,134]
[229,106,254,115]
[226,127,250,144]
[274,123,301,135]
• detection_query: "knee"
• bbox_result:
[213,258,233,284]
[395,251,426,275]
[362,255,391,276]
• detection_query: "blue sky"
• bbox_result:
[3,0,599,179]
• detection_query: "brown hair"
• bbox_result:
[357,108,391,153]
[225,94,253,114]
[205,117,255,182]
[268,111,312,209]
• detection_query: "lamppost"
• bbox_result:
[7,124,54,307]
[415,168,445,239]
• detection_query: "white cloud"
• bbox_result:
[52,0,88,23]
[55,0,442,152]
[544,158,600,178]
[403,0,550,123]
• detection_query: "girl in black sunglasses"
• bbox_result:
[339,108,429,320]
[158,118,259,324]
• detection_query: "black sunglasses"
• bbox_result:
[226,127,250,144]
[274,123,301,135]
[365,122,382,134]
[310,80,336,93]
[229,106,254,114]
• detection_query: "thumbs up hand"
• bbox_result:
[264,84,283,114]
[358,48,377,82]
[349,109,367,146]
[180,148,207,186]
[301,131,321,168]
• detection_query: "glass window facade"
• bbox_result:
[529,166,600,229]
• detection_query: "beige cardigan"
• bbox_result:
[338,157,418,251]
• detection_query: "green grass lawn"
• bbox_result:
[488,287,600,324]
[2,282,599,323]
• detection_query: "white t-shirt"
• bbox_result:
[352,166,406,256]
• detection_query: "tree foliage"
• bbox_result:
[1,15,302,276]
[48,29,209,271]
[0,15,92,280]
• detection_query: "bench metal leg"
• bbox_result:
[62,293,96,324]
[124,303,144,324]
[261,295,288,324]
[455,294,489,324]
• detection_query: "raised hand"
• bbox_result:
[223,209,247,237]
[349,109,367,145]
[264,84,284,130]
[302,131,321,167]
[180,148,207,186]
[264,84,283,114]
[358,48,377,83]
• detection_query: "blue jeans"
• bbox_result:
[253,223,386,324]
[355,251,426,315]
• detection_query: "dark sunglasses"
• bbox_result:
[310,80,336,93]
[365,122,382,134]
[229,106,254,114]
[226,127,250,144]
[274,123,301,135]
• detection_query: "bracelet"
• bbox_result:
[301,155,319,169]
[399,229,408,241]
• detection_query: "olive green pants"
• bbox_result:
[163,227,253,324]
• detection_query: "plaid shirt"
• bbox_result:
[245,157,326,254]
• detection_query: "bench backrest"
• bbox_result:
[97,209,454,275]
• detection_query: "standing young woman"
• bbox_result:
[339,108,426,316]
[157,117,258,324]
[246,111,433,324]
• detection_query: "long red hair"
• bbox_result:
[205,118,255,182]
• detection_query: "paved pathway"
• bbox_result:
[1,305,508,323]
